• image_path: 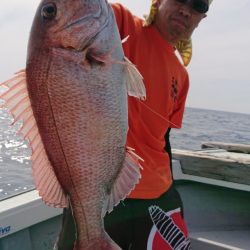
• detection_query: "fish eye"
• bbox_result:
[41,3,57,20]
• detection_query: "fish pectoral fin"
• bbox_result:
[124,57,146,100]
[0,71,68,208]
[87,49,112,64]
[103,147,143,215]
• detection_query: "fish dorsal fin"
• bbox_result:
[103,147,143,215]
[124,57,146,100]
[0,71,68,208]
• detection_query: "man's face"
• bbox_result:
[154,0,208,43]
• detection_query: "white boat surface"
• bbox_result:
[0,147,250,250]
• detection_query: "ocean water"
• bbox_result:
[171,107,250,150]
[0,107,249,201]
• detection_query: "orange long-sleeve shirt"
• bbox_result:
[112,4,189,199]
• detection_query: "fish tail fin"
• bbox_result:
[103,147,143,215]
[0,71,68,208]
[124,57,146,100]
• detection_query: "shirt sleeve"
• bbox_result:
[169,74,189,129]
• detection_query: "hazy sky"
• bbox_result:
[0,0,249,114]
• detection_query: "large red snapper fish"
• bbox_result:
[0,0,146,249]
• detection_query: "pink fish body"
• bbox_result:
[0,0,145,249]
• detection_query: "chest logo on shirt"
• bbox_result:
[171,77,178,103]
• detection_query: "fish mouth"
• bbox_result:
[62,1,103,30]
[79,10,111,52]
[58,0,111,51]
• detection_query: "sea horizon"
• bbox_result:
[186,106,250,116]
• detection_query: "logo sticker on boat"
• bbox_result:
[0,226,11,236]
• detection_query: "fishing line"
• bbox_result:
[138,99,180,128]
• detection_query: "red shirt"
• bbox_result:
[112,4,189,199]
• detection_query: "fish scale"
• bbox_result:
[0,0,145,249]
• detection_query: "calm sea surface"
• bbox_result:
[0,107,249,201]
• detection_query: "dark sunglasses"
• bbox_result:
[175,0,209,14]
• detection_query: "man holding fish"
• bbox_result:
[0,0,212,249]
[56,0,213,249]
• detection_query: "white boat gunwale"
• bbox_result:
[0,189,62,239]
